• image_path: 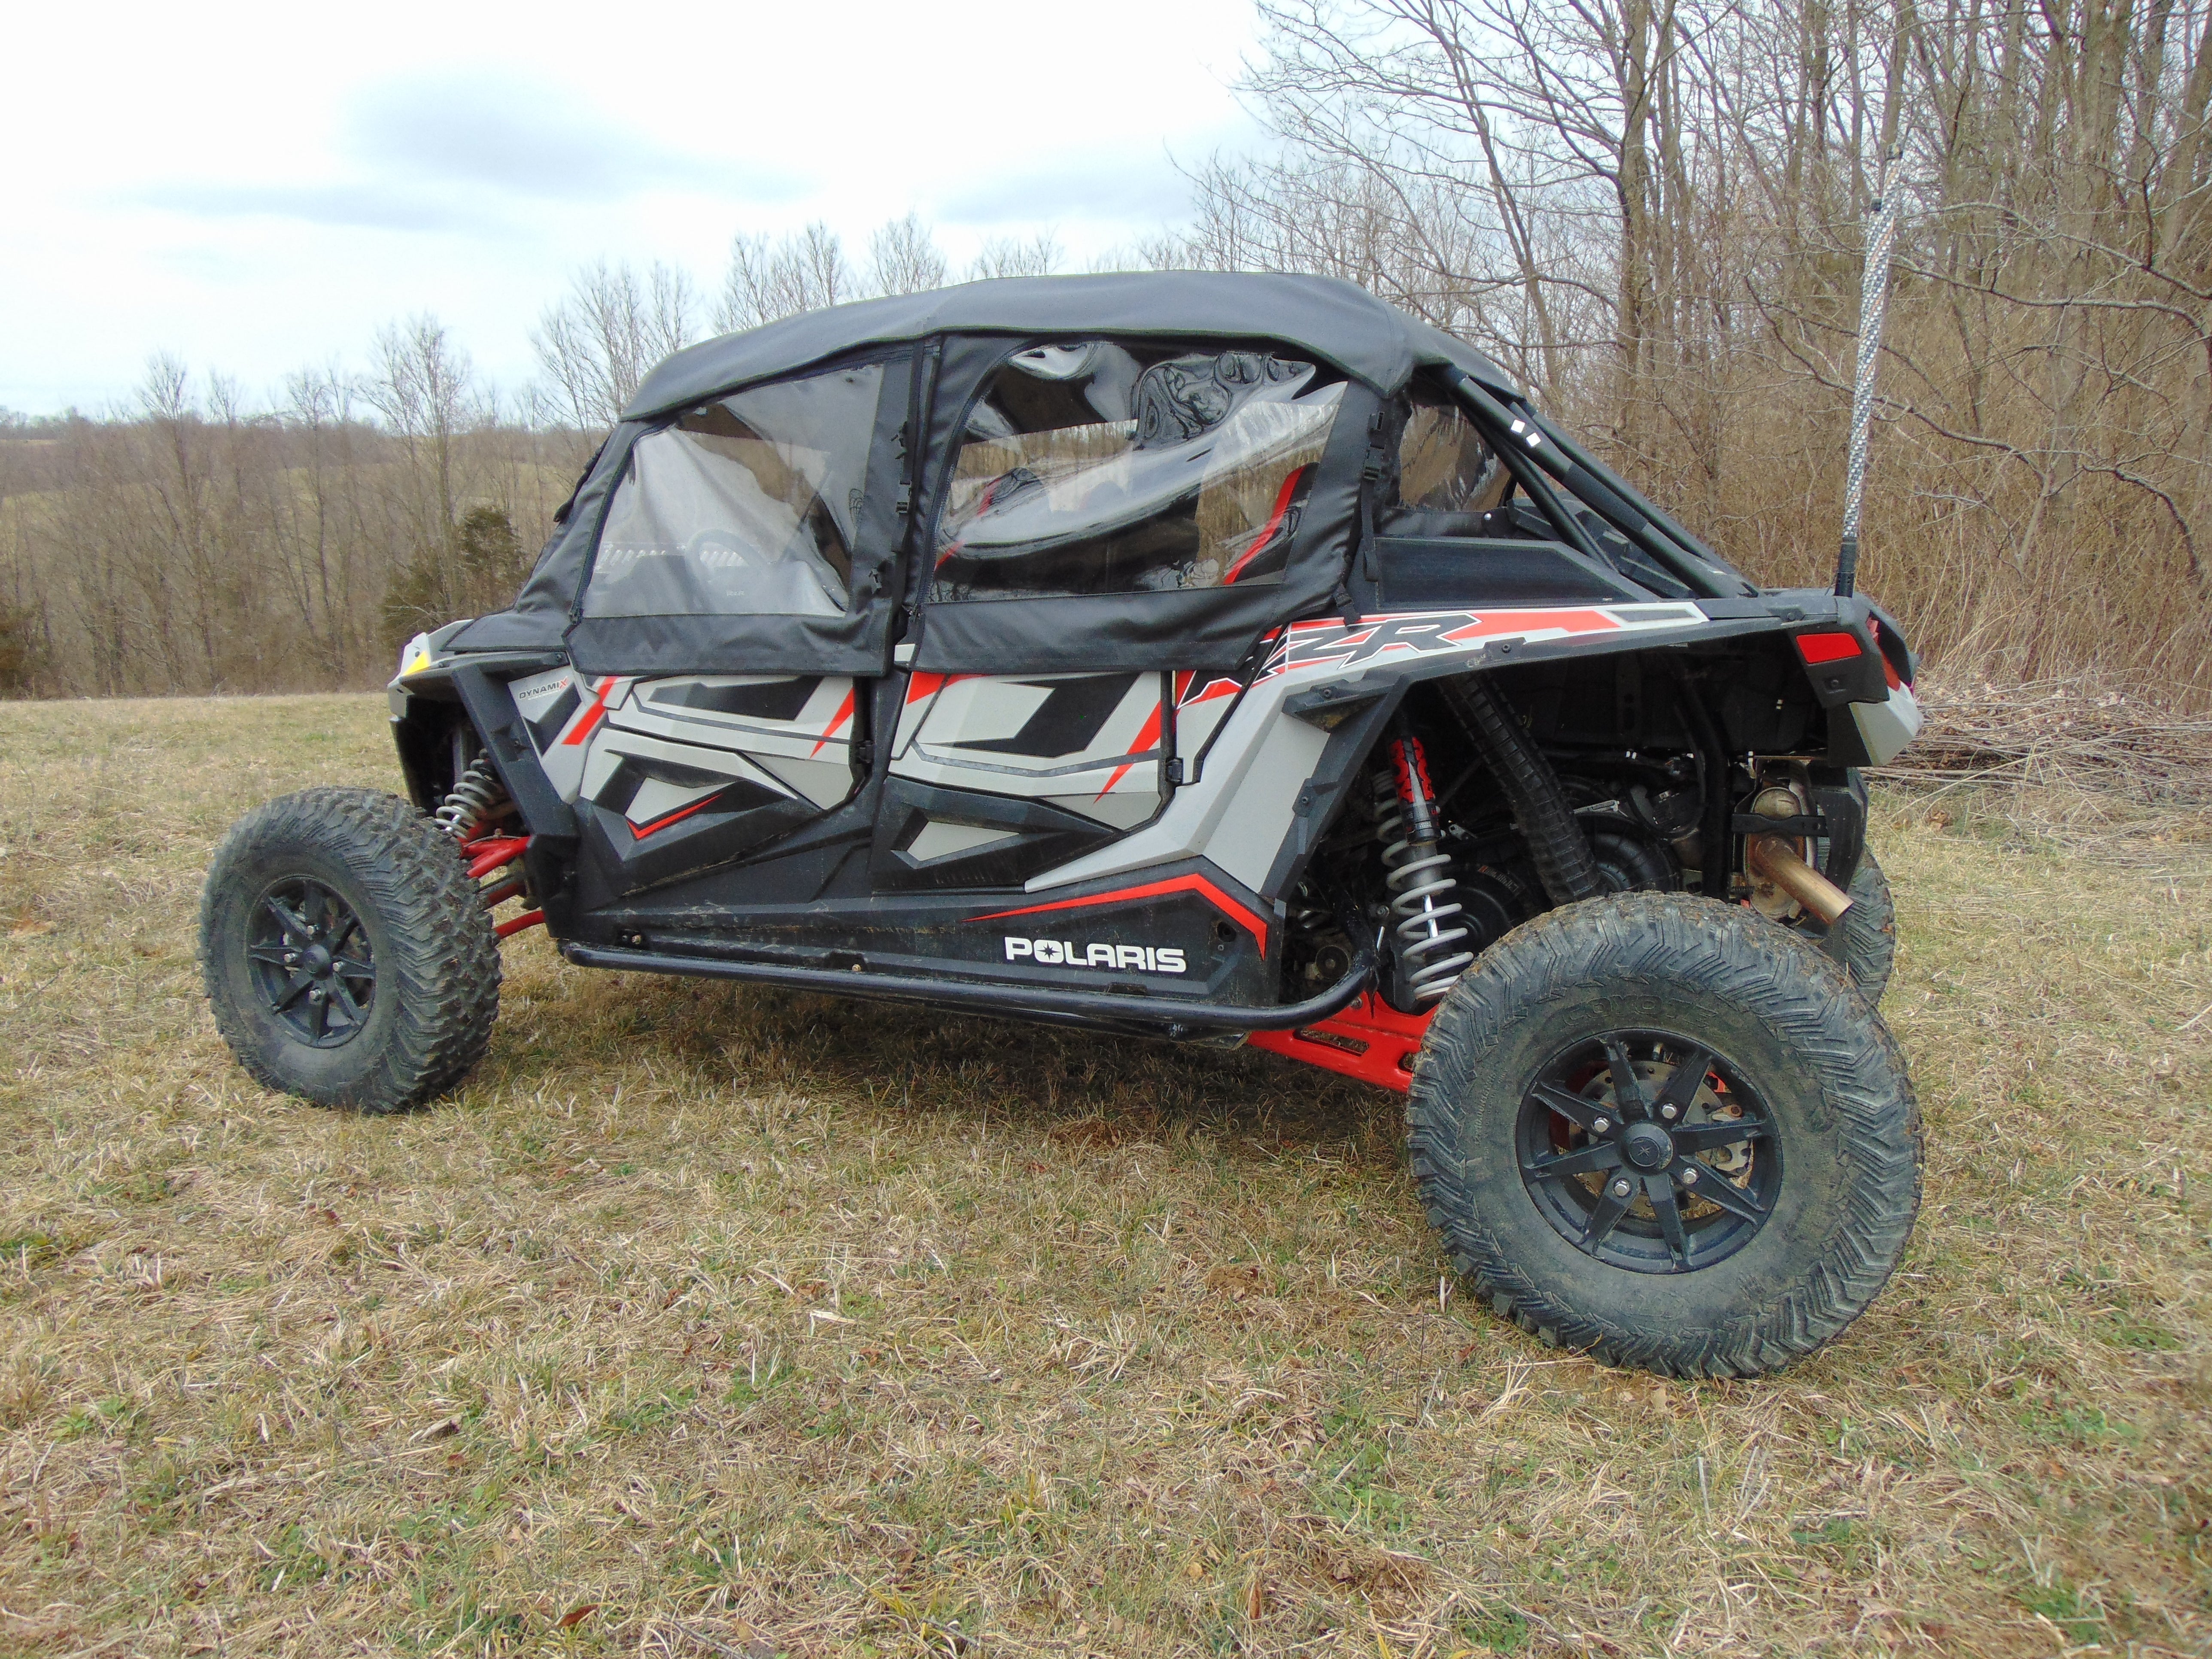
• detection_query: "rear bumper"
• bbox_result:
[1848,684,1924,766]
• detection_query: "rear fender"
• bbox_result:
[1780,604,1923,766]
[1022,601,1740,908]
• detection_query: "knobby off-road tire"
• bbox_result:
[200,787,500,1113]
[1840,845,1897,1005]
[1407,892,1920,1378]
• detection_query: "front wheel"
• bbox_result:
[1408,893,1921,1377]
[199,787,501,1113]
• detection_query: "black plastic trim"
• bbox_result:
[1376,536,1650,608]
[869,776,1123,891]
[451,665,576,841]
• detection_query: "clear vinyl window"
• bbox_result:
[931,343,1344,602]
[584,362,884,620]
[1390,392,1512,526]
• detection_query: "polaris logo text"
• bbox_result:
[1005,937,1187,974]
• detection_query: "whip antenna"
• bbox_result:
[1838,148,1903,598]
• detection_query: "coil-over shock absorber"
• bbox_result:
[1373,732,1475,1010]
[434,754,512,840]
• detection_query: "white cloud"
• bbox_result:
[2,0,1267,412]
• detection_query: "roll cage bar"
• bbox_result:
[1437,366,1756,601]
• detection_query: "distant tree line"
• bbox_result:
[4,0,2206,698]
[0,225,1061,697]
[0,326,574,696]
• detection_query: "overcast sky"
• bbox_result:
[3,0,1269,416]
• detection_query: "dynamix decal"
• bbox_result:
[1005,937,1188,973]
[1261,603,1704,678]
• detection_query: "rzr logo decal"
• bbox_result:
[1005,937,1188,974]
[1262,603,1704,678]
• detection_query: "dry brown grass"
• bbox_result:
[1881,674,2212,810]
[1,695,2207,1658]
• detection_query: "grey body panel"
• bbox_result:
[890,671,1167,832]
[507,666,858,836]
[1848,683,1925,765]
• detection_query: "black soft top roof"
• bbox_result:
[626,270,1521,418]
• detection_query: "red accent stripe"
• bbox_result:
[1221,465,1312,585]
[1095,702,1165,799]
[905,671,950,705]
[561,677,616,745]
[973,873,1269,954]
[627,791,723,839]
[1438,609,1622,644]
[811,687,858,756]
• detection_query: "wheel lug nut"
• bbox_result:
[1680,1166,1698,1185]
[1610,1179,1632,1198]
[1592,1116,1610,1133]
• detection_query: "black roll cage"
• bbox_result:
[1434,366,1754,602]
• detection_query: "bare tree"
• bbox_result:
[717,222,856,331]
[1146,0,2212,690]
[531,261,698,429]
[364,316,481,641]
[868,212,950,295]
[966,232,1063,281]
[6,12,2209,702]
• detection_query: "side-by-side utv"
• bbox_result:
[202,273,1924,1377]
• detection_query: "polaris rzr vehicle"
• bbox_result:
[202,273,1925,1378]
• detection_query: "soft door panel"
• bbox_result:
[512,670,862,894]
[889,671,1165,830]
[609,674,859,810]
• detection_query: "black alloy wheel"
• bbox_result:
[1406,891,1922,1377]
[201,787,501,1113]
[1516,1031,1780,1274]
[246,878,377,1048]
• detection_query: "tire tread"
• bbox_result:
[199,787,501,1114]
[1405,893,1922,1378]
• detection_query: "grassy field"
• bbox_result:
[0,695,2206,1659]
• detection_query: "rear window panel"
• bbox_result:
[583,363,883,620]
[931,343,1345,602]
[1396,395,1510,517]
[1386,384,1695,597]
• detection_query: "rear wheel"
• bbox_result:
[200,788,500,1113]
[1840,845,1897,1004]
[1407,893,1920,1377]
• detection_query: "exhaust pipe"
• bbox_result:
[1744,834,1853,926]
